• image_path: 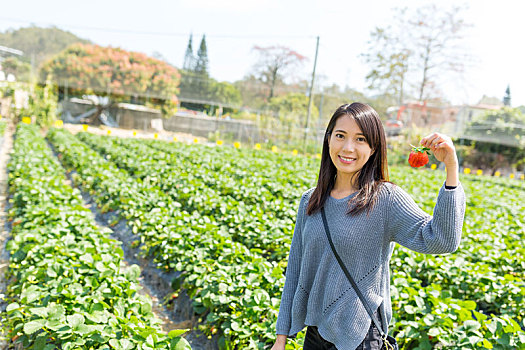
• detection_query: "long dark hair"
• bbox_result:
[306,102,390,216]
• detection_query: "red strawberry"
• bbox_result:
[408,145,431,168]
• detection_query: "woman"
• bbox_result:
[272,103,466,350]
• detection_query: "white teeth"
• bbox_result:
[340,156,356,161]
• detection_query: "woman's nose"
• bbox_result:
[342,140,355,152]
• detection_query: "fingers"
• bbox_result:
[420,133,453,151]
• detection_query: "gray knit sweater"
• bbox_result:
[275,181,466,350]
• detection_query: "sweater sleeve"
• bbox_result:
[387,181,466,254]
[275,191,308,336]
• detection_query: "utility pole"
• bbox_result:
[316,93,324,143]
[303,36,319,153]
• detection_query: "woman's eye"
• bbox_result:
[335,134,344,139]
[357,137,366,142]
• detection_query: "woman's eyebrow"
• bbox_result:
[334,129,365,136]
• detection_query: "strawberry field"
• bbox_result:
[1,124,524,349]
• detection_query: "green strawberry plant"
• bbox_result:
[2,124,190,349]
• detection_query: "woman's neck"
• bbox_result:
[332,172,358,195]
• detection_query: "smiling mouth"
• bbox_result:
[338,155,356,164]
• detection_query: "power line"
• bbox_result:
[0,17,315,40]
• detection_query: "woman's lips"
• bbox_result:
[338,155,356,164]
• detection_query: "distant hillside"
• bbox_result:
[0,25,90,68]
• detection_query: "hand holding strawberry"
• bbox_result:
[417,132,460,187]
[419,132,458,167]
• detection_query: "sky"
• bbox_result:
[1,0,524,106]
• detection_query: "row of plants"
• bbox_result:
[76,132,306,261]
[46,128,292,349]
[144,137,316,205]
[2,124,190,349]
[73,131,525,348]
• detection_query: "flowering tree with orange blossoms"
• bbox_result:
[40,44,180,116]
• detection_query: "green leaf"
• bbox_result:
[6,302,20,312]
[109,338,119,348]
[79,253,94,264]
[170,337,192,350]
[126,264,141,280]
[463,320,481,331]
[428,327,441,336]
[33,333,47,350]
[30,307,49,318]
[67,314,85,328]
[21,285,40,303]
[482,339,493,349]
[168,329,190,338]
[24,319,46,335]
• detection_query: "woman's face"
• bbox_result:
[328,115,373,179]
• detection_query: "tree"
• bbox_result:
[195,35,209,76]
[29,76,59,127]
[179,34,212,110]
[363,4,470,103]
[40,43,180,117]
[268,92,318,141]
[362,26,410,105]
[462,107,525,172]
[234,74,268,109]
[251,45,306,100]
[0,57,31,81]
[0,26,89,72]
[183,34,196,71]
[503,85,511,106]
[210,81,241,107]
[194,35,210,98]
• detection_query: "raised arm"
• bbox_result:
[388,133,466,254]
[387,183,465,254]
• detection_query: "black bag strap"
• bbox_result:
[321,207,387,339]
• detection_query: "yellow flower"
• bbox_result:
[234,141,241,148]
[193,138,199,143]
[82,124,88,131]
[272,145,278,153]
[476,169,483,176]
[494,171,501,177]
[254,143,261,150]
[431,164,437,170]
[292,149,298,156]
[217,140,223,146]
